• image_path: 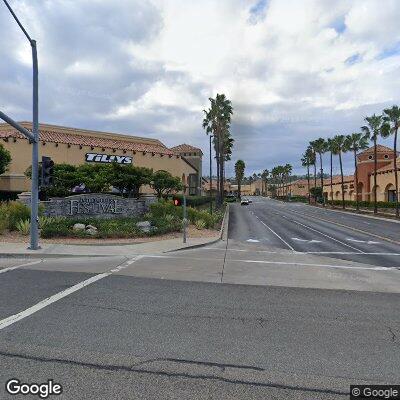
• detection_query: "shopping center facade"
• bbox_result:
[0,122,202,196]
[280,145,399,202]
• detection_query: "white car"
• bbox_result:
[241,198,249,205]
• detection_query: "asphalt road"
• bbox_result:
[0,198,399,399]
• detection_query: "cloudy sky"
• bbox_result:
[1,0,400,177]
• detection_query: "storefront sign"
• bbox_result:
[85,153,132,164]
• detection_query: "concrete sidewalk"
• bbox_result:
[0,236,221,258]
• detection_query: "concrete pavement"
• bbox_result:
[1,198,400,399]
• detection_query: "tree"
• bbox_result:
[326,138,338,205]
[283,163,292,199]
[261,169,270,196]
[110,163,152,198]
[309,141,318,197]
[77,164,113,193]
[383,105,400,217]
[203,94,233,208]
[301,146,314,204]
[345,133,369,211]
[0,144,11,176]
[234,160,245,199]
[25,163,82,197]
[361,114,389,213]
[311,138,327,205]
[150,170,183,199]
[332,135,347,209]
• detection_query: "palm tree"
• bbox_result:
[302,146,314,204]
[345,133,369,211]
[383,105,400,217]
[311,138,327,206]
[332,135,348,209]
[203,94,233,208]
[327,138,338,206]
[261,169,270,196]
[234,160,245,200]
[361,114,389,213]
[284,163,293,199]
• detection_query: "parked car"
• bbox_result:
[241,198,249,205]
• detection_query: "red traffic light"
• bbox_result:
[173,198,181,206]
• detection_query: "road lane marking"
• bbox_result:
[292,238,322,243]
[0,256,142,331]
[253,215,295,251]
[246,239,260,243]
[0,260,42,274]
[193,247,400,256]
[143,255,397,271]
[279,214,365,253]
[346,238,380,244]
[284,208,400,245]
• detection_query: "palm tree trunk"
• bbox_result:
[307,163,310,204]
[339,151,345,209]
[373,137,377,214]
[394,128,399,218]
[330,151,333,206]
[354,149,359,211]
[238,180,241,200]
[319,153,325,207]
[313,158,317,203]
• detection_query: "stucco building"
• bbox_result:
[0,122,202,196]
[280,145,399,202]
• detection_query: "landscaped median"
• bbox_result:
[0,199,225,244]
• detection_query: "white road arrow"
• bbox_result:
[292,237,322,243]
[346,238,380,244]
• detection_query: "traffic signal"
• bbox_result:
[41,156,54,187]
[173,198,182,206]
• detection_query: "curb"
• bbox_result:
[0,206,231,259]
[164,203,230,253]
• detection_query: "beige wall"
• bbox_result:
[0,137,196,194]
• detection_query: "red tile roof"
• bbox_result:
[0,122,177,156]
[359,144,393,155]
[171,143,203,154]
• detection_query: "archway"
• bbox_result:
[385,183,396,202]
[371,185,381,202]
[356,182,364,201]
[335,191,341,200]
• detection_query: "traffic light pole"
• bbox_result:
[1,0,40,249]
[30,40,39,250]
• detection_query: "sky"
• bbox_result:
[1,0,400,178]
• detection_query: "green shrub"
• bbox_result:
[0,201,30,230]
[15,219,30,235]
[195,219,206,230]
[0,213,7,234]
[171,195,215,207]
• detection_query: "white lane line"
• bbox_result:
[346,238,380,244]
[279,214,365,254]
[253,215,295,251]
[235,259,395,271]
[142,255,397,271]
[0,256,142,331]
[0,260,42,274]
[192,248,400,256]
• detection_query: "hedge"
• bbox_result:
[171,194,215,207]
[328,200,398,209]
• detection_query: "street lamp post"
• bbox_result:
[209,135,213,215]
[2,0,40,249]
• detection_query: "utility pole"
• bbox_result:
[1,0,40,249]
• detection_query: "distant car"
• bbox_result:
[248,198,253,203]
[241,198,249,205]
